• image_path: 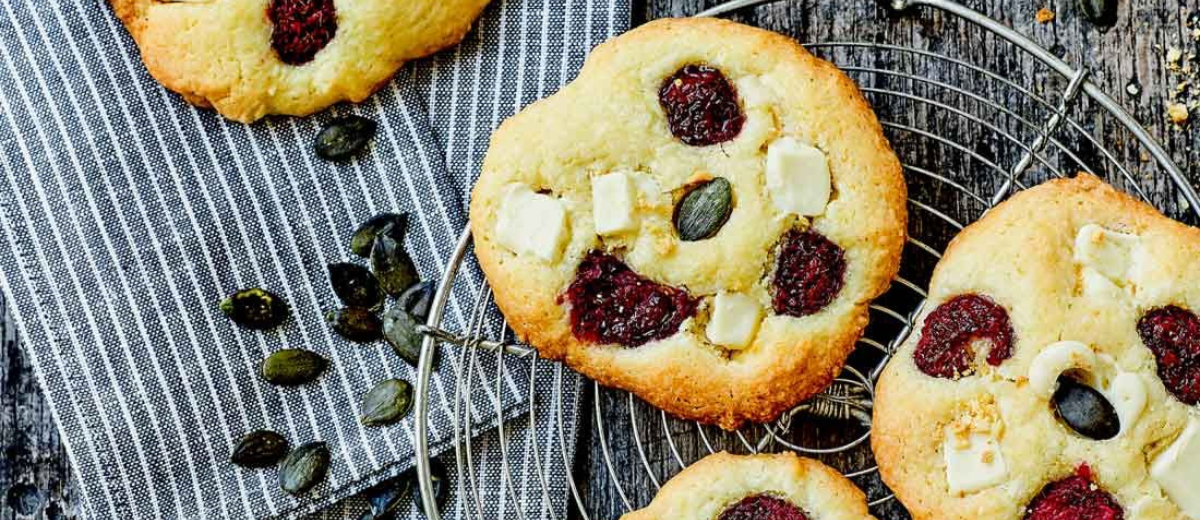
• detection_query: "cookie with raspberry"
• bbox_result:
[621,452,876,520]
[873,174,1200,520]
[110,0,491,122]
[468,18,906,429]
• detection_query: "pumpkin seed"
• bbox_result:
[328,262,383,309]
[1053,375,1119,440]
[327,307,383,342]
[230,430,290,468]
[261,349,328,386]
[383,303,423,367]
[1077,0,1116,27]
[370,231,419,296]
[673,177,733,241]
[315,115,377,161]
[5,483,41,516]
[278,442,331,495]
[362,469,414,520]
[359,378,414,426]
[428,459,449,510]
[350,213,408,258]
[220,288,288,330]
[398,281,434,321]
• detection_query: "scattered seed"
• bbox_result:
[370,230,419,296]
[362,469,414,520]
[328,262,383,309]
[673,177,733,241]
[383,303,423,366]
[326,307,383,342]
[5,483,41,516]
[230,430,290,468]
[359,379,414,426]
[397,281,434,321]
[220,288,288,330]
[350,213,408,258]
[278,442,331,495]
[1169,102,1191,125]
[1077,0,1116,27]
[1036,7,1055,23]
[315,115,376,161]
[1125,81,1142,97]
[261,349,328,386]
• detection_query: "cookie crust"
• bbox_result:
[873,174,1200,520]
[469,18,906,430]
[110,0,491,122]
[621,452,877,520]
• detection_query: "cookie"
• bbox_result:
[110,0,491,122]
[468,17,906,430]
[873,174,1200,520]
[621,451,877,520]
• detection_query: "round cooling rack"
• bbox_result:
[412,0,1200,518]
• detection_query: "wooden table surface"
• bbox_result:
[4,0,1200,518]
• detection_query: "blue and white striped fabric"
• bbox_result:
[0,0,629,518]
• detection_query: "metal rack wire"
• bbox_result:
[412,0,1200,518]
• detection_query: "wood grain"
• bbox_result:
[4,0,1200,519]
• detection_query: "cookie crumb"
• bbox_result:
[1036,7,1055,23]
[1168,102,1191,125]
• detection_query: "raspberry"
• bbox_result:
[1024,465,1124,520]
[913,294,1013,378]
[772,229,846,317]
[718,495,810,520]
[658,65,744,146]
[1136,305,1200,405]
[267,0,337,65]
[564,251,698,347]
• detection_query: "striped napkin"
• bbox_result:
[0,0,628,518]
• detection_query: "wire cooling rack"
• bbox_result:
[412,0,1200,518]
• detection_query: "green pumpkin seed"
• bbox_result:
[350,213,408,258]
[261,349,328,386]
[230,430,290,468]
[326,308,383,342]
[359,379,414,426]
[278,442,331,495]
[328,262,382,309]
[397,281,434,321]
[370,231,419,296]
[219,288,288,330]
[673,177,733,241]
[1078,0,1116,26]
[383,304,422,366]
[362,469,414,520]
[315,115,377,161]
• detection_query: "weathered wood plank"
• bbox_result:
[3,1,1199,519]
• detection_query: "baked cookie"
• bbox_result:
[622,452,877,520]
[110,0,491,122]
[873,174,1200,520]
[468,18,906,430]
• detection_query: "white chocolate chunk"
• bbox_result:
[1103,370,1146,436]
[705,292,763,349]
[1074,224,1141,282]
[943,429,1008,494]
[765,137,831,216]
[494,183,569,262]
[1029,341,1096,397]
[591,172,638,235]
[1080,265,1126,300]
[1151,416,1200,519]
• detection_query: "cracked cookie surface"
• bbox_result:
[469,18,905,430]
[874,174,1200,520]
[110,0,491,122]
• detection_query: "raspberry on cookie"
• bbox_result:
[468,17,906,430]
[621,452,877,520]
[873,174,1200,520]
[109,0,491,122]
